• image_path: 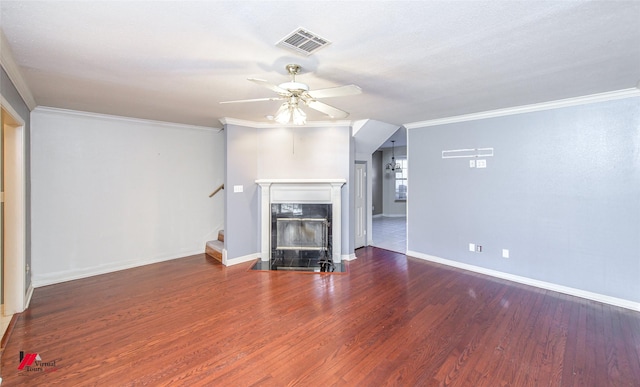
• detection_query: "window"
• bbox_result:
[395,157,407,201]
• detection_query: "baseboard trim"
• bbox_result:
[342,253,357,261]
[224,252,260,266]
[31,249,204,287]
[381,214,407,218]
[407,250,640,312]
[1,313,19,352]
[24,284,34,310]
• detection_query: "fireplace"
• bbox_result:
[270,203,333,271]
[256,179,345,270]
[273,203,331,251]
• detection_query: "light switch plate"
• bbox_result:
[469,243,475,252]
[233,185,243,193]
[476,159,487,168]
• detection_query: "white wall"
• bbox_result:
[31,107,224,286]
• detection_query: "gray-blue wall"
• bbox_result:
[1,66,32,294]
[224,124,260,259]
[408,96,640,303]
[224,122,353,261]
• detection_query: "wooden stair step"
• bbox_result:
[205,239,223,262]
[217,229,224,242]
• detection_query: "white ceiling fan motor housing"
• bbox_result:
[278,81,309,92]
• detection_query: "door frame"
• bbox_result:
[1,95,27,315]
[354,161,367,249]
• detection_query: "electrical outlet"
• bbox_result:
[476,159,487,168]
[475,245,482,253]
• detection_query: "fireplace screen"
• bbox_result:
[270,203,333,271]
[276,218,328,251]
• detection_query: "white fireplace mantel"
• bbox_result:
[256,179,346,262]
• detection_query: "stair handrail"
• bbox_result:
[209,184,224,198]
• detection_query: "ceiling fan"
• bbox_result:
[220,64,361,125]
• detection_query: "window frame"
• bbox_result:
[394,157,408,201]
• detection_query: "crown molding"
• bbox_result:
[0,95,26,126]
[404,88,640,129]
[0,29,37,110]
[34,106,222,132]
[220,117,353,129]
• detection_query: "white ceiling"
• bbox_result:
[1,1,639,128]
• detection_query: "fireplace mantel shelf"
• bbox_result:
[255,179,346,185]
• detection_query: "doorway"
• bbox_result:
[371,128,407,253]
[354,162,367,249]
[1,102,27,338]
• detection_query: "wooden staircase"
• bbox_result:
[206,184,225,262]
[205,230,224,262]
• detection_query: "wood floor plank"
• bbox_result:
[1,247,639,386]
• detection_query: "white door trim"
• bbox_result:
[1,95,27,315]
[354,162,367,249]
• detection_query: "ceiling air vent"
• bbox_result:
[276,28,331,56]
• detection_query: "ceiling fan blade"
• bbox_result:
[306,100,350,119]
[248,78,290,95]
[306,84,362,99]
[220,97,284,104]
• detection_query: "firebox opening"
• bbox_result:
[270,203,333,271]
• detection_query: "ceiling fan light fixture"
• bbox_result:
[385,140,402,172]
[275,103,292,124]
[220,64,357,125]
[292,106,307,125]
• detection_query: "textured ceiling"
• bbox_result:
[1,1,639,128]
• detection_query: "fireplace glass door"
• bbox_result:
[269,203,333,271]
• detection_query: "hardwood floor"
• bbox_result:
[2,247,639,386]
